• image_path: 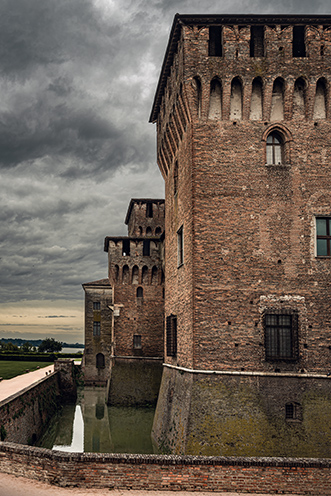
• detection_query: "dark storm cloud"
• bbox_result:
[0,0,330,326]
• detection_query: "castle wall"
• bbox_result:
[153,366,331,457]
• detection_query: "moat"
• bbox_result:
[38,387,155,454]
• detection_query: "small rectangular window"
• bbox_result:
[93,321,101,336]
[250,26,264,57]
[264,311,298,360]
[166,314,177,357]
[209,26,223,57]
[93,301,100,310]
[122,239,130,256]
[293,25,306,57]
[133,334,142,349]
[177,226,184,267]
[146,202,153,218]
[316,217,331,257]
[143,239,150,256]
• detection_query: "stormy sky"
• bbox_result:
[0,0,330,343]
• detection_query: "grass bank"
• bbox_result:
[0,362,53,380]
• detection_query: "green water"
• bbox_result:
[38,387,155,454]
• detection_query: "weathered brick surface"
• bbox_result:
[150,15,331,455]
[0,373,60,445]
[0,442,331,494]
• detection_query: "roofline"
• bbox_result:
[149,13,331,123]
[124,198,165,225]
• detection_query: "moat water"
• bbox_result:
[38,387,155,454]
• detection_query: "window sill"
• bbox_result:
[265,163,291,169]
[315,256,331,259]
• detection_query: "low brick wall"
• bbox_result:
[0,442,331,494]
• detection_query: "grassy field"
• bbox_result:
[0,361,53,380]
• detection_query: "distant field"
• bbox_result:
[0,361,53,380]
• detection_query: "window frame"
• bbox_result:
[166,314,177,357]
[93,301,100,310]
[266,131,284,165]
[133,334,142,349]
[316,217,331,257]
[264,310,299,361]
[177,225,184,267]
[93,321,101,336]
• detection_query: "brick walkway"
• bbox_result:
[0,472,299,496]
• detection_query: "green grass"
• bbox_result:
[0,361,53,380]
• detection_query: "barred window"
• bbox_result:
[285,402,302,421]
[93,301,100,310]
[166,314,177,357]
[93,321,101,336]
[316,217,331,257]
[264,311,298,360]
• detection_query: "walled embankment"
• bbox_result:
[0,373,60,445]
[0,442,330,494]
[0,360,76,445]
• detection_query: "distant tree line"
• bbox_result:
[0,337,63,353]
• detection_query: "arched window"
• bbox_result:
[114,265,119,282]
[151,266,158,285]
[138,226,143,236]
[250,77,263,120]
[192,77,202,118]
[271,78,284,121]
[155,226,162,236]
[266,132,284,165]
[122,265,130,284]
[314,78,327,119]
[142,266,149,285]
[96,353,105,369]
[230,77,242,120]
[208,78,222,120]
[132,265,139,284]
[136,286,143,298]
[293,77,306,118]
[146,226,152,236]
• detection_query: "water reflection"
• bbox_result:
[39,387,155,454]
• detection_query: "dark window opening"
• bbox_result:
[285,402,302,421]
[95,404,105,420]
[166,314,177,357]
[146,202,153,218]
[316,217,331,257]
[93,321,101,336]
[177,226,184,267]
[93,301,100,310]
[122,239,130,256]
[209,26,223,56]
[143,239,150,256]
[136,286,143,298]
[146,226,152,236]
[133,334,142,349]
[293,25,306,57]
[155,226,162,236]
[264,311,298,360]
[96,353,105,369]
[266,132,284,165]
[174,161,178,196]
[321,44,325,56]
[250,26,264,57]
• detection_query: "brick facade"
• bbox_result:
[150,15,331,455]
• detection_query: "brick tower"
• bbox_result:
[150,15,331,456]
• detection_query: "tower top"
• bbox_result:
[149,13,331,123]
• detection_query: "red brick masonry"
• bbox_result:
[0,442,330,494]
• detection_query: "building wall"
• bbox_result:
[83,284,113,385]
[156,20,331,374]
[126,200,165,237]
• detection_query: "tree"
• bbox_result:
[22,341,33,353]
[38,338,62,353]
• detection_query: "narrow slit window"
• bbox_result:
[122,239,130,256]
[143,240,150,256]
[177,226,184,267]
[293,25,306,57]
[250,26,264,57]
[166,314,177,357]
[209,26,223,56]
[146,202,153,218]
